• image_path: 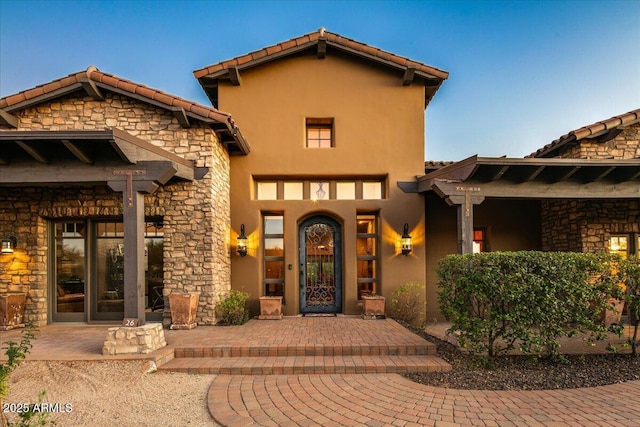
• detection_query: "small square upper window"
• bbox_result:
[306,118,333,148]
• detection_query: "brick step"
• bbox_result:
[173,342,437,358]
[159,354,451,375]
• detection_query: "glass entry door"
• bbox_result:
[299,215,342,314]
[53,222,87,322]
[51,220,164,322]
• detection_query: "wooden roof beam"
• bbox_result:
[172,107,191,128]
[228,66,241,86]
[556,166,581,182]
[62,140,93,164]
[489,165,509,182]
[525,165,545,182]
[594,128,623,143]
[402,67,415,86]
[0,110,19,128]
[16,140,49,164]
[317,39,327,59]
[80,79,105,101]
[592,166,616,182]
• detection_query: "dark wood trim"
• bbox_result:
[62,140,93,164]
[592,166,616,182]
[402,67,415,86]
[3,84,84,112]
[228,66,242,86]
[172,107,191,128]
[80,79,105,101]
[317,39,327,59]
[429,178,640,199]
[0,160,177,186]
[556,166,581,182]
[594,128,624,143]
[525,165,546,182]
[0,110,19,128]
[199,43,316,80]
[489,165,509,182]
[15,140,49,164]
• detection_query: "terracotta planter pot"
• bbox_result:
[601,298,625,327]
[362,295,386,320]
[0,292,27,330]
[259,296,283,320]
[169,292,200,330]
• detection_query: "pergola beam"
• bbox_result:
[16,140,49,164]
[489,165,509,182]
[62,140,93,164]
[429,178,640,199]
[555,166,581,182]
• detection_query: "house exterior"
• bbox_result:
[0,29,638,326]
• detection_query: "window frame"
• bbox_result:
[609,233,639,258]
[356,213,379,299]
[306,118,334,148]
[263,213,285,300]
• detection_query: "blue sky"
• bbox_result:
[1,0,638,160]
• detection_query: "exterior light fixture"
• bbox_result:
[315,182,326,200]
[237,224,248,257]
[1,236,17,254]
[401,223,412,256]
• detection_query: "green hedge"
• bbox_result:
[437,251,624,359]
[621,256,640,356]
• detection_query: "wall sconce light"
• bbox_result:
[401,223,412,256]
[1,236,17,254]
[237,224,248,257]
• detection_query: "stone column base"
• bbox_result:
[102,323,167,355]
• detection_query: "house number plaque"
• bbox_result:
[122,318,139,327]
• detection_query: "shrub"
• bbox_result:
[437,251,621,359]
[390,282,426,327]
[621,256,640,357]
[0,323,54,427]
[215,290,250,325]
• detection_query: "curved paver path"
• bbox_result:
[208,374,640,426]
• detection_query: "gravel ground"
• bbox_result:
[3,360,217,427]
[404,323,640,390]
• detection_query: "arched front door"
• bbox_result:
[299,215,342,314]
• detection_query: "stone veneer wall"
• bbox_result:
[542,200,640,253]
[559,123,640,160]
[0,92,231,326]
[542,123,640,253]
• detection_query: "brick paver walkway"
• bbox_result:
[2,319,639,426]
[208,374,640,426]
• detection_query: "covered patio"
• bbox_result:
[0,128,197,325]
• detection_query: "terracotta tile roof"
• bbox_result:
[0,66,249,154]
[424,160,455,172]
[529,108,640,158]
[194,28,449,107]
[0,66,234,124]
